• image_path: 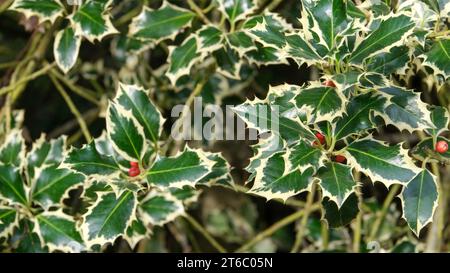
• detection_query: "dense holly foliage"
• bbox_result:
[1,0,450,253]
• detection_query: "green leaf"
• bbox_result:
[246,134,284,181]
[0,165,27,206]
[423,40,450,78]
[54,27,81,74]
[114,83,164,145]
[426,106,449,138]
[34,211,85,252]
[198,153,231,186]
[247,14,291,49]
[288,140,326,172]
[0,207,18,239]
[294,84,346,123]
[366,46,411,74]
[10,220,48,253]
[321,193,359,228]
[334,92,386,140]
[375,85,434,132]
[123,218,150,249]
[250,152,314,201]
[31,166,84,210]
[246,44,287,66]
[169,186,200,204]
[70,0,118,42]
[226,31,256,56]
[27,135,66,180]
[349,14,415,64]
[219,0,258,24]
[197,25,224,54]
[82,191,137,246]
[401,170,439,236]
[138,191,184,226]
[129,1,195,41]
[345,138,418,186]
[63,142,121,176]
[0,129,25,167]
[317,162,356,207]
[213,45,241,79]
[10,0,64,23]
[106,102,147,162]
[147,149,212,188]
[285,34,322,66]
[166,35,201,85]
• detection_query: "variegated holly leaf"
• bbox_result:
[82,191,137,247]
[294,83,346,123]
[94,131,128,169]
[169,186,200,204]
[426,106,450,138]
[197,25,224,55]
[366,46,411,74]
[106,102,147,162]
[0,129,25,167]
[349,13,415,65]
[129,1,195,42]
[0,165,28,206]
[9,0,64,23]
[226,31,256,56]
[124,218,150,249]
[422,40,450,78]
[27,135,66,180]
[147,149,212,188]
[288,140,326,172]
[246,133,284,182]
[250,152,314,201]
[70,0,118,42]
[401,169,439,236]
[138,191,184,226]
[420,0,450,17]
[63,142,121,177]
[317,162,355,207]
[218,0,258,24]
[302,0,352,51]
[54,27,81,74]
[334,92,386,140]
[246,14,291,49]
[10,220,48,253]
[213,45,241,79]
[198,154,231,186]
[331,70,360,96]
[34,211,85,252]
[0,110,24,135]
[345,138,419,186]
[246,43,287,66]
[285,34,322,66]
[321,193,359,228]
[0,207,18,239]
[166,35,201,85]
[113,83,164,145]
[374,85,434,133]
[31,166,84,210]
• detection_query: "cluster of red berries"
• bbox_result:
[128,162,140,177]
[436,140,448,154]
[313,131,347,164]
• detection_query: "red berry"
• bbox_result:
[128,167,140,177]
[315,132,326,144]
[312,140,319,147]
[435,140,448,154]
[324,80,336,88]
[335,155,347,163]
[130,161,139,168]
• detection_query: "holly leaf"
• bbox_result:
[426,106,450,138]
[250,152,314,201]
[0,207,18,239]
[294,83,346,123]
[246,44,287,66]
[334,92,386,140]
[166,35,202,85]
[70,0,118,42]
[9,0,64,23]
[123,218,150,249]
[114,83,164,145]
[218,0,258,24]
[106,102,147,162]
[422,40,450,78]
[82,191,137,247]
[129,1,195,42]
[10,220,48,253]
[34,211,85,252]
[27,135,66,180]
[31,166,84,210]
[226,31,256,56]
[213,45,241,80]
[401,169,439,236]
[285,34,322,66]
[63,142,121,177]
[0,165,28,206]
[288,140,326,172]
[345,138,418,186]
[138,191,184,226]
[317,162,356,207]
[321,193,359,228]
[366,46,411,75]
[147,149,212,189]
[197,25,224,55]
[247,14,291,49]
[349,13,415,65]
[54,27,81,74]
[198,153,231,186]
[0,129,25,167]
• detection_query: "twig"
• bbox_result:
[50,69,100,105]
[187,0,212,25]
[183,213,227,253]
[291,183,317,252]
